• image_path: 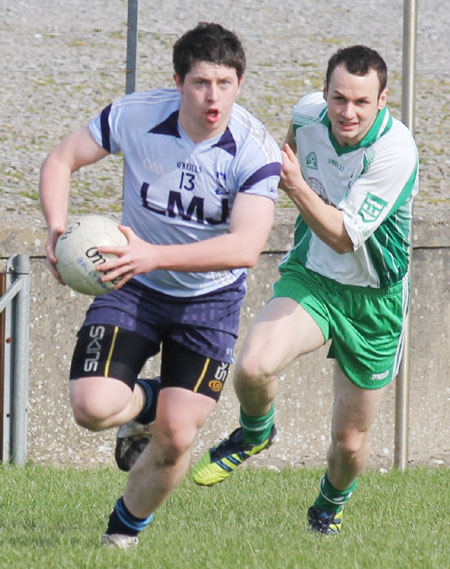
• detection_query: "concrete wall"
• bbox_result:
[1,206,449,470]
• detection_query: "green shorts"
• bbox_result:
[272,259,409,389]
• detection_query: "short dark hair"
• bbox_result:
[326,45,388,94]
[172,22,246,81]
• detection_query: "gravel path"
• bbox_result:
[1,0,449,217]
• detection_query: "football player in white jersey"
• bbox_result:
[192,45,419,536]
[39,22,281,549]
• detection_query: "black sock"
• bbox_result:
[106,497,154,536]
[135,377,161,425]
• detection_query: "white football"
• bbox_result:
[55,214,127,296]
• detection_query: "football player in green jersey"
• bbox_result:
[192,45,419,536]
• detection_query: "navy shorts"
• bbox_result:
[70,325,233,400]
[81,276,246,364]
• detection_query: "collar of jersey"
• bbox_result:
[321,107,393,155]
[178,121,236,154]
[149,110,237,155]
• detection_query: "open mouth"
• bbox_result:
[206,108,219,121]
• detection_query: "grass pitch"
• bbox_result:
[0,464,447,569]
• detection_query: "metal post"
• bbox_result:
[0,255,31,465]
[401,0,418,132]
[0,273,6,460]
[1,266,15,463]
[9,255,31,465]
[394,0,418,470]
[123,0,139,198]
[125,0,138,95]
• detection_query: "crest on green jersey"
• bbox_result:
[358,193,388,223]
[306,152,318,170]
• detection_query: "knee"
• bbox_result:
[235,349,274,389]
[332,427,370,459]
[71,398,106,431]
[154,420,197,465]
[70,377,133,431]
[70,388,115,432]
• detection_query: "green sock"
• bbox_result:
[239,404,274,445]
[313,472,357,513]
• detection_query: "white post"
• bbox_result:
[395,0,418,470]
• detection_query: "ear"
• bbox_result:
[322,80,328,101]
[173,73,183,92]
[378,88,388,110]
[237,75,244,95]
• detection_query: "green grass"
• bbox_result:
[0,464,448,568]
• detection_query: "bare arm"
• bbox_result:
[39,127,109,280]
[98,192,275,289]
[281,143,353,254]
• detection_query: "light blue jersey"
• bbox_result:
[89,88,281,296]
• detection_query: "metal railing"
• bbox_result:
[0,254,31,465]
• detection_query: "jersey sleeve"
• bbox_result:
[88,101,120,154]
[292,92,328,132]
[236,153,281,202]
[340,123,419,250]
[234,130,281,202]
[88,93,143,155]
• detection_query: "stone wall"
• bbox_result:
[1,205,449,469]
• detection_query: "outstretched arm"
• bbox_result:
[39,127,109,281]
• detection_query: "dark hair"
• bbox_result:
[172,22,246,81]
[326,45,388,94]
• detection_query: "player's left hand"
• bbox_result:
[97,225,159,288]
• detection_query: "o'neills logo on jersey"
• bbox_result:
[328,157,344,172]
[177,161,203,174]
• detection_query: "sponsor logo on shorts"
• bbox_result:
[83,325,105,373]
[214,362,229,382]
[371,369,390,381]
[208,380,223,393]
[208,362,229,393]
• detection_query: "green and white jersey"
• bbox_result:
[289,92,419,288]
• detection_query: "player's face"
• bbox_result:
[174,61,243,143]
[324,64,388,147]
